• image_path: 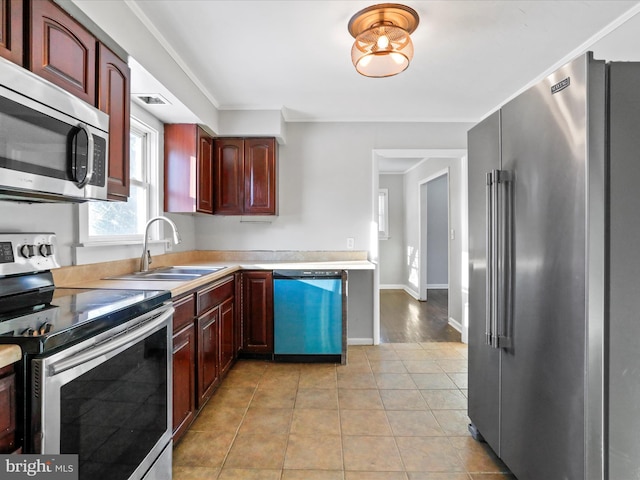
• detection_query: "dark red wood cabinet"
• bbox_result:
[241,270,274,354]
[172,275,237,444]
[29,0,96,105]
[0,365,17,454]
[0,0,23,65]
[0,0,133,201]
[171,294,196,443]
[197,307,219,406]
[165,124,214,214]
[98,43,131,201]
[213,137,277,215]
[218,296,235,377]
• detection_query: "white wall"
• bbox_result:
[378,174,405,286]
[193,122,471,251]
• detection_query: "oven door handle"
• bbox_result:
[49,306,173,376]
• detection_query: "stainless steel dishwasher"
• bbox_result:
[273,270,347,364]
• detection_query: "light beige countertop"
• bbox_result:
[53,252,375,297]
[0,344,21,369]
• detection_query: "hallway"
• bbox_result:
[380,289,461,344]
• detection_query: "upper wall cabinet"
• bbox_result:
[213,137,277,215]
[98,44,131,201]
[0,0,23,65]
[29,0,96,105]
[165,124,214,214]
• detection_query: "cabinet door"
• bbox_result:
[218,296,235,377]
[0,369,16,453]
[244,138,276,214]
[242,271,274,354]
[29,0,96,105]
[165,124,197,213]
[172,323,196,443]
[197,308,219,407]
[0,0,23,65]
[196,128,214,214]
[98,43,131,201]
[213,138,244,214]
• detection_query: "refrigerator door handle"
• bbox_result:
[485,171,494,346]
[495,169,513,350]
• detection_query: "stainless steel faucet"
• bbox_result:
[140,216,182,272]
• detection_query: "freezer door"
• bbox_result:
[467,110,502,453]
[608,62,640,480]
[498,54,602,480]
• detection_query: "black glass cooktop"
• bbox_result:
[0,288,171,354]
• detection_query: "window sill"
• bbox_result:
[72,240,169,266]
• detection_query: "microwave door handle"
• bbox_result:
[75,122,94,189]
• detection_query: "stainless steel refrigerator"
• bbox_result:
[468,52,640,480]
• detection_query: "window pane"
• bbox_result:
[130,130,144,181]
[88,185,147,236]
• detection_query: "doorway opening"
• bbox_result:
[373,149,467,345]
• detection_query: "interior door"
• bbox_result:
[467,110,502,453]
[498,54,592,480]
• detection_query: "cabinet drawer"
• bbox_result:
[173,294,195,333]
[196,277,234,315]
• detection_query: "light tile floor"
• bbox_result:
[173,342,516,480]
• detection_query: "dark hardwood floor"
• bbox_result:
[380,289,461,343]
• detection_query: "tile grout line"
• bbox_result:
[214,367,262,479]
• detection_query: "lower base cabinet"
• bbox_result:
[240,271,274,355]
[172,323,195,441]
[197,307,219,406]
[171,295,196,443]
[171,271,276,444]
[0,365,17,454]
[172,275,237,444]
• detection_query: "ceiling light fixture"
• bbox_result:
[348,3,419,78]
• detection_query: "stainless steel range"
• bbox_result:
[0,233,173,480]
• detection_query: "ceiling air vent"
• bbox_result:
[134,93,170,105]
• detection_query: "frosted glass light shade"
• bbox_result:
[348,4,419,78]
[351,24,414,77]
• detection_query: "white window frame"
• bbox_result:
[78,116,160,246]
[378,188,390,240]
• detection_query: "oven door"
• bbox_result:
[31,304,173,480]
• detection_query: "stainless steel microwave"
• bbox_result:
[0,56,109,202]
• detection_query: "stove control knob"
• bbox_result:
[22,328,36,337]
[20,244,36,258]
[39,244,54,257]
[38,323,53,335]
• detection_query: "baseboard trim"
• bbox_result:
[427,283,449,289]
[404,286,420,300]
[379,284,406,290]
[348,338,374,345]
[448,316,462,333]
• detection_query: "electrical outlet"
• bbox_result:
[165,241,173,251]
[347,237,355,249]
[450,229,456,240]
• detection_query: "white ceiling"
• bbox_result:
[124,0,640,125]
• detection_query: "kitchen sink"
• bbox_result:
[105,266,224,281]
